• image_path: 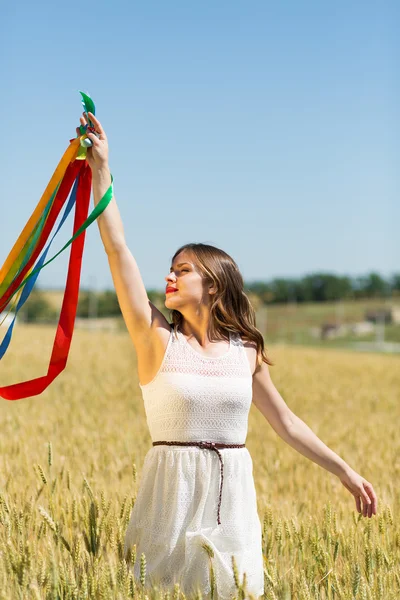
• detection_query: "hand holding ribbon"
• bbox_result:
[0,92,113,400]
[76,111,109,171]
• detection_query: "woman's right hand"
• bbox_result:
[75,111,109,172]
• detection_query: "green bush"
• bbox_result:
[18,290,57,323]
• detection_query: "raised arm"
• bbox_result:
[79,112,170,347]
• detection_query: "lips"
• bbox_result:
[166,287,178,294]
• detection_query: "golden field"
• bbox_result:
[0,324,399,599]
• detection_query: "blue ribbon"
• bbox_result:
[0,176,79,359]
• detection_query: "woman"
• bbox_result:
[79,113,378,599]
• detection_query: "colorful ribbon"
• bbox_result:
[0,93,113,400]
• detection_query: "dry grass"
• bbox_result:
[0,324,399,599]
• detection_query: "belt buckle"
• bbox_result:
[199,441,215,450]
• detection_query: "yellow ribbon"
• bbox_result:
[0,137,80,286]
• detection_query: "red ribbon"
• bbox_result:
[0,160,83,312]
[0,161,92,400]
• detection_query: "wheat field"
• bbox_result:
[0,324,399,599]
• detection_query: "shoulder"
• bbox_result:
[240,336,258,377]
[241,336,257,349]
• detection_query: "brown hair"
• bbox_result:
[168,242,274,368]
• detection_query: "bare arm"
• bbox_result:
[252,360,378,518]
[90,167,153,336]
[279,413,349,477]
[91,166,126,254]
[78,112,169,344]
[252,361,349,477]
[78,112,125,254]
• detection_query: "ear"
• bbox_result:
[208,284,217,295]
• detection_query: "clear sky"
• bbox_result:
[1,1,398,293]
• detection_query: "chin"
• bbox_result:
[165,296,181,307]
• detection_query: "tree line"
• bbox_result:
[8,271,400,322]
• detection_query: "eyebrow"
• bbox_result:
[169,262,191,271]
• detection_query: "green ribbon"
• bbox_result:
[16,184,61,278]
[2,175,114,310]
[0,184,62,297]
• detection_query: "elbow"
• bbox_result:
[106,241,128,257]
[281,410,296,436]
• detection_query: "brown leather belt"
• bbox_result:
[152,440,246,526]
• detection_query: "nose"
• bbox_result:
[165,272,176,283]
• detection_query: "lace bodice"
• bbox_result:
[139,327,253,444]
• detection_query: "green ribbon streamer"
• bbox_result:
[0,176,114,312]
[0,183,61,297]
[15,184,61,279]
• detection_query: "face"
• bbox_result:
[165,251,212,307]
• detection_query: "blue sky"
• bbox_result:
[1,1,398,292]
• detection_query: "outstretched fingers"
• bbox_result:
[342,479,372,517]
[87,112,106,139]
[76,115,88,137]
[364,481,378,516]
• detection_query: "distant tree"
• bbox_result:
[269,278,292,303]
[358,272,389,298]
[18,290,57,323]
[98,291,121,316]
[76,269,396,317]
[147,289,160,303]
[244,281,274,303]
[390,273,400,294]
[77,290,91,317]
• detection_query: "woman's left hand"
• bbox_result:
[338,468,378,518]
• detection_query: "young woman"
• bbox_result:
[79,113,378,599]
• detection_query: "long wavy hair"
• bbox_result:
[168,243,274,368]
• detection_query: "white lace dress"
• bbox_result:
[124,327,264,599]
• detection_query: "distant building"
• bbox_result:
[365,308,394,324]
[320,321,374,339]
[320,323,348,340]
[390,307,400,324]
[349,322,374,335]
